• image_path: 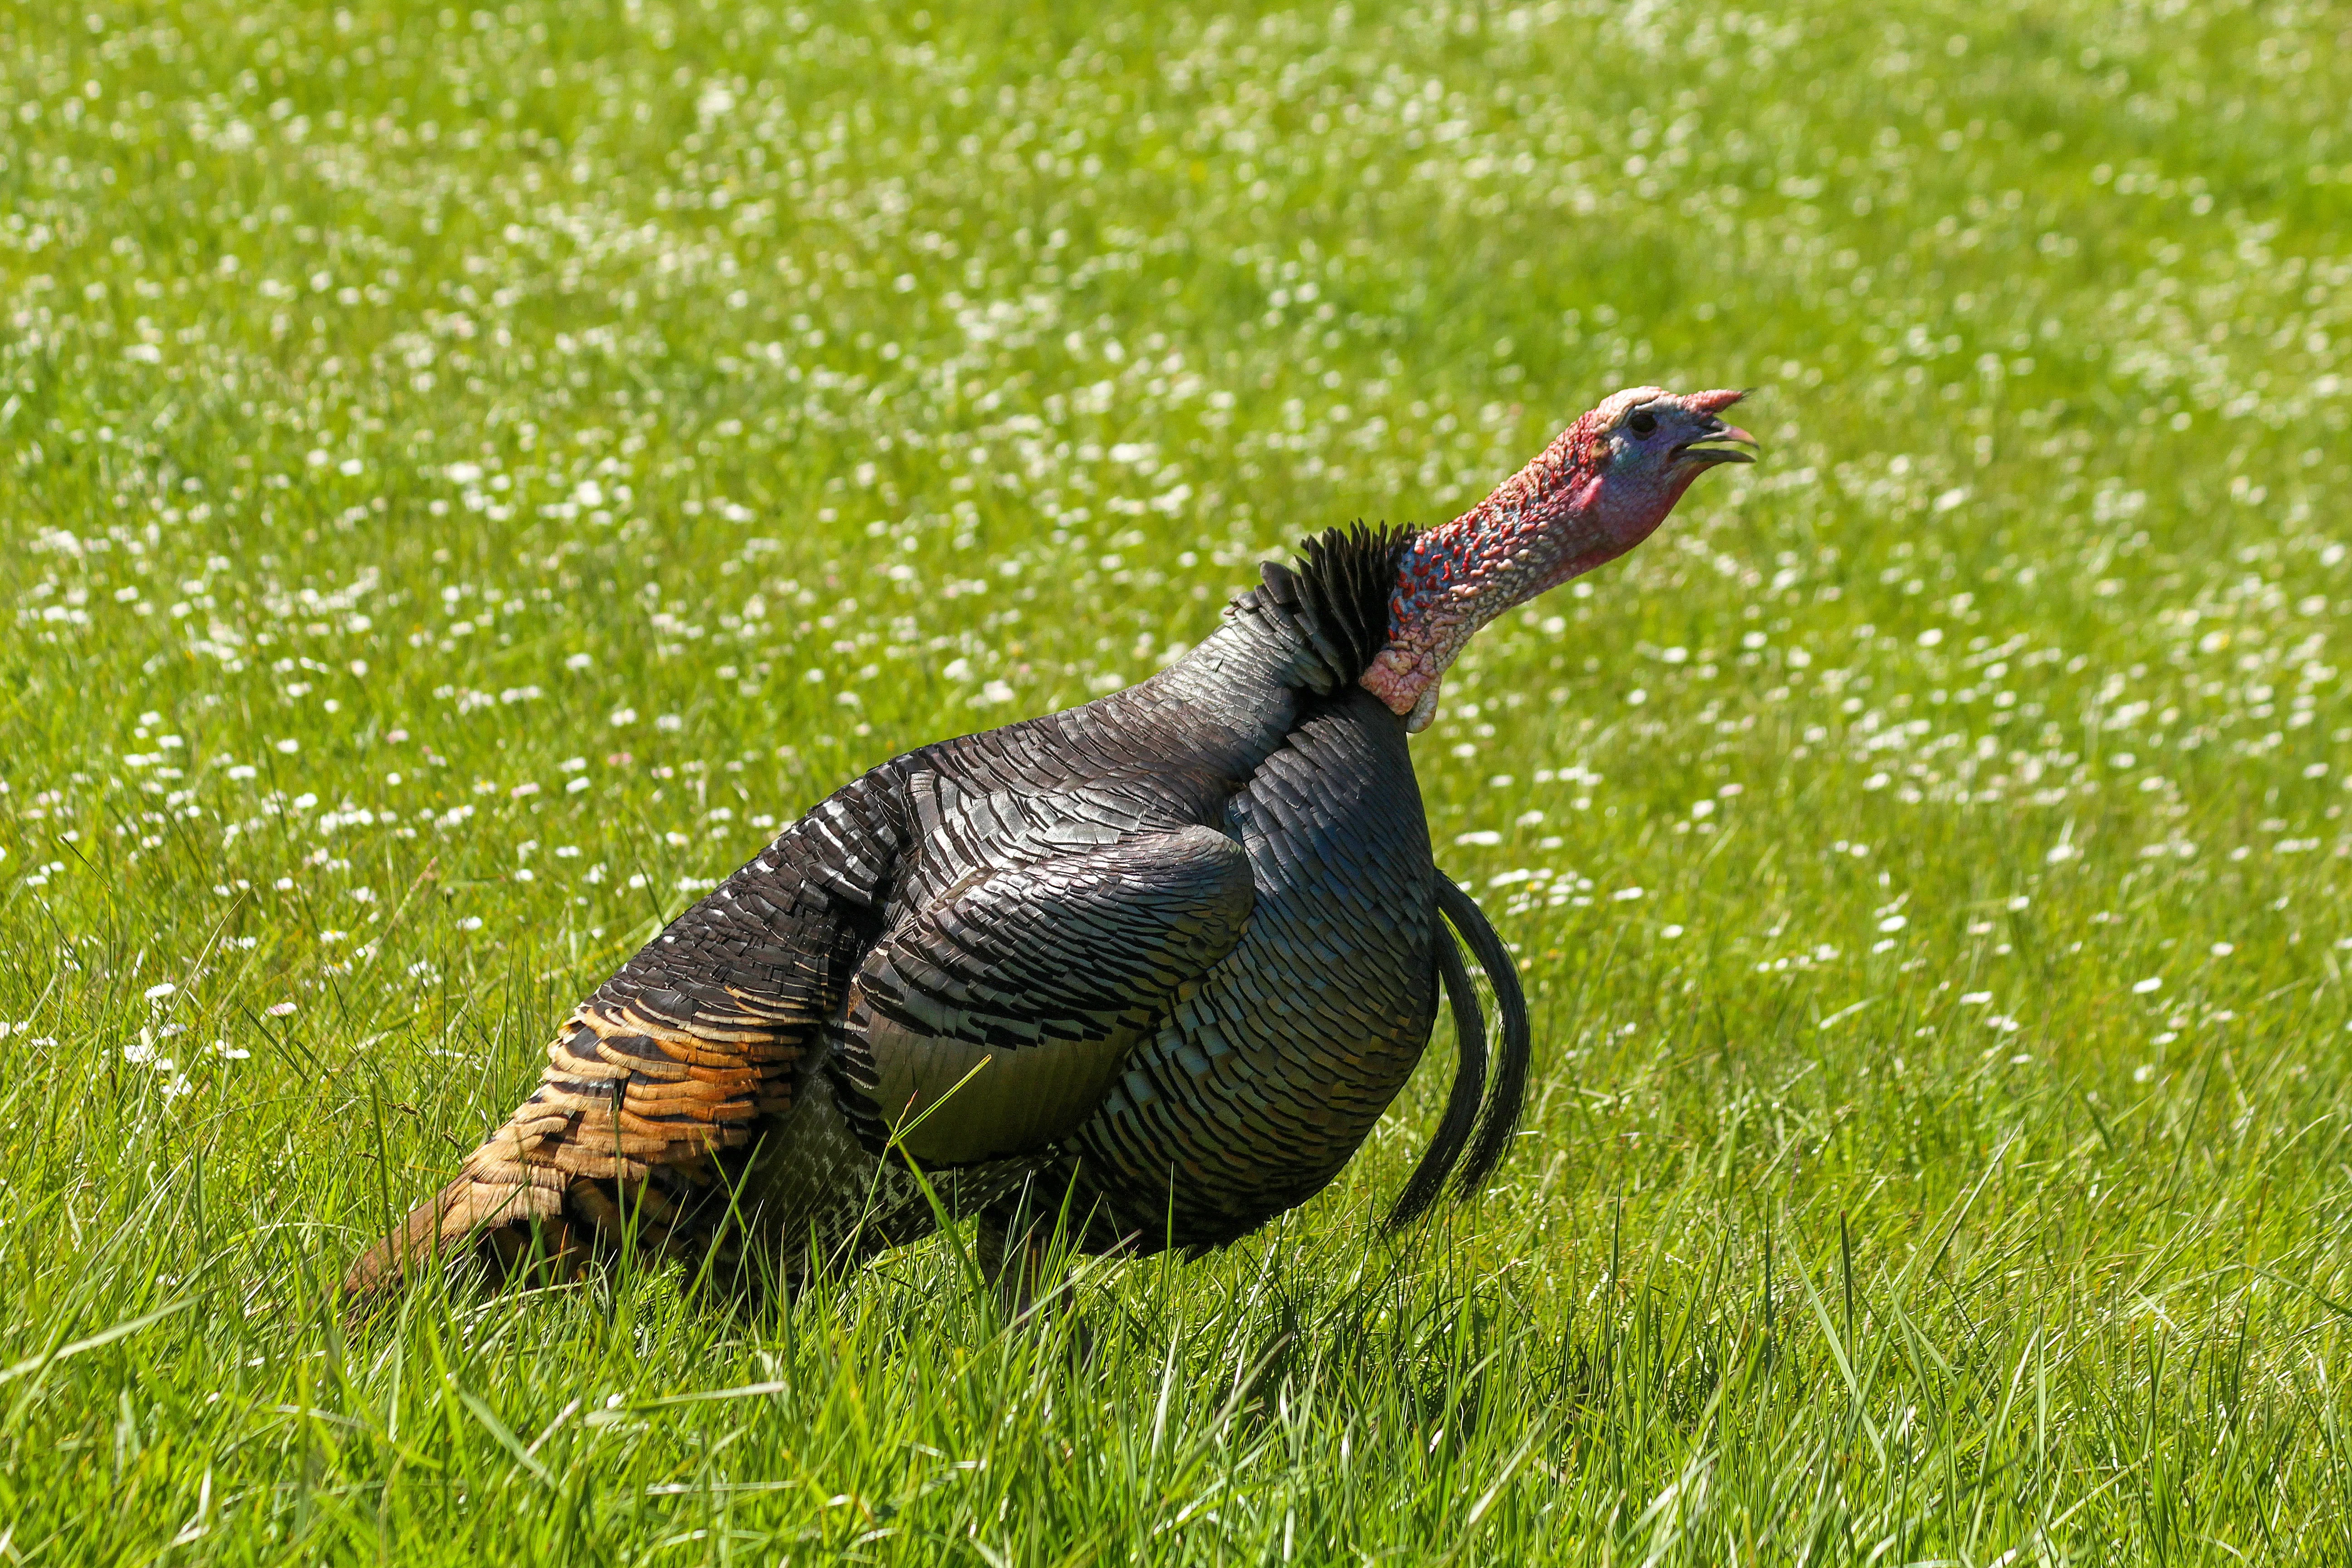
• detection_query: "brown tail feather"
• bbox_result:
[340,995,811,1305]
[340,1143,580,1303]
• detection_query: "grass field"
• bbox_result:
[4,0,2351,1560]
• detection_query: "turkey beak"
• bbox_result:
[1674,417,1758,470]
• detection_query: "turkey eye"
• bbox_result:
[1627,410,1657,436]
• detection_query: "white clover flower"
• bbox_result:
[144,981,176,1001]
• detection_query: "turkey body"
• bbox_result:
[745,676,1436,1271]
[348,530,1508,1299]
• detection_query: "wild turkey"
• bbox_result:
[346,385,1755,1301]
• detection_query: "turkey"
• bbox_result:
[346,384,1755,1303]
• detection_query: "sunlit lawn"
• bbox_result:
[4,0,2351,1560]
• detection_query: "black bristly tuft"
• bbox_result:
[1297,522,1415,679]
[1235,523,1416,686]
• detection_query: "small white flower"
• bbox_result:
[1612,887,1644,902]
[2133,1064,2156,1083]
[609,707,638,727]
[275,738,299,754]
[1877,915,1907,933]
[2209,942,2234,956]
[144,982,176,1001]
[1660,924,1685,939]
[2132,976,2162,995]
[265,1001,297,1016]
[458,916,484,931]
[1960,990,1993,1005]
[1455,830,1502,847]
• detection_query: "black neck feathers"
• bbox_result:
[1233,523,1417,689]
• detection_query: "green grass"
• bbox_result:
[3,0,2350,1559]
